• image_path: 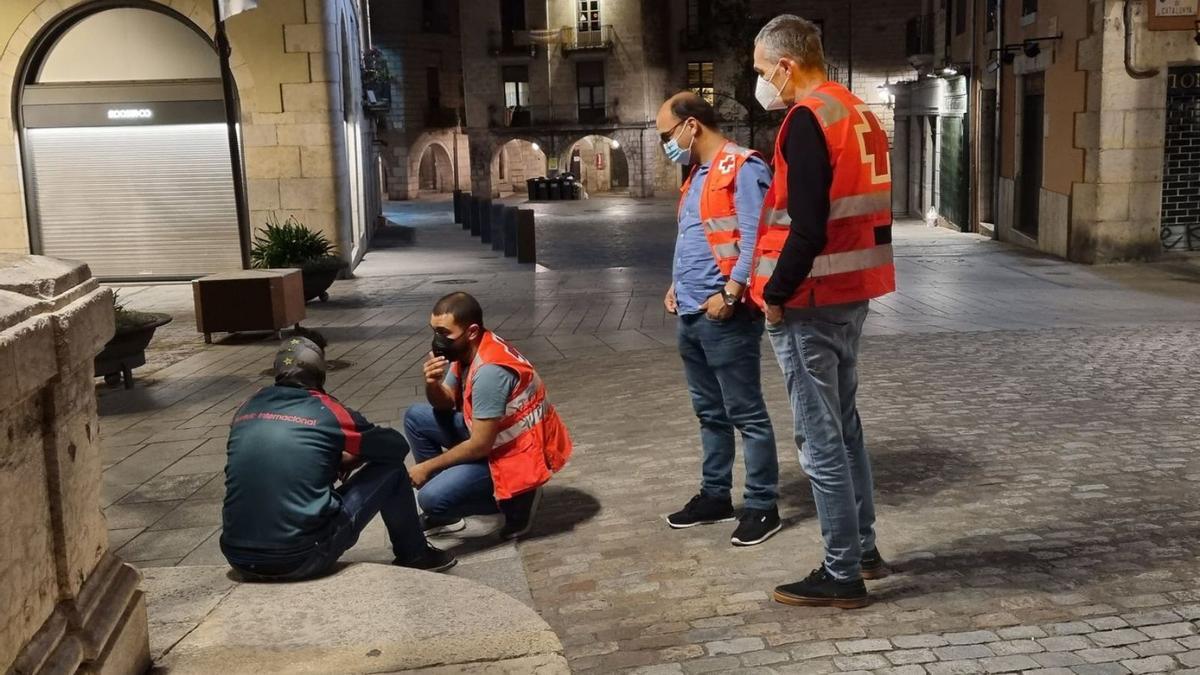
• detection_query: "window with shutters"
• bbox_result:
[577,61,606,123]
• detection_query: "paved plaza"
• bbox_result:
[99,197,1200,673]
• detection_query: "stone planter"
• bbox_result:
[94,313,172,389]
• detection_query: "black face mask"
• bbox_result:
[432,332,467,360]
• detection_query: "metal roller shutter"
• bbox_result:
[26,123,243,279]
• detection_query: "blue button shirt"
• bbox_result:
[672,155,772,315]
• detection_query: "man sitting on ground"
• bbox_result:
[221,329,454,581]
[405,292,573,539]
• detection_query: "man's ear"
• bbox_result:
[468,324,483,340]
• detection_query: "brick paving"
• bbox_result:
[99,197,1200,672]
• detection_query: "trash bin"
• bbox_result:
[562,178,579,200]
[548,178,562,201]
[532,178,548,201]
[526,178,536,197]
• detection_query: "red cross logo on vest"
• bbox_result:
[854,104,891,185]
[718,154,737,174]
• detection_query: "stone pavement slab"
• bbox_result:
[144,563,566,674]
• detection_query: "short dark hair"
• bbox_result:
[670,92,720,131]
[433,292,484,329]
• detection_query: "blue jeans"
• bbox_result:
[403,403,500,518]
[233,462,428,582]
[766,300,876,581]
[678,305,779,511]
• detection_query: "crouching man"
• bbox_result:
[221,331,455,581]
[405,292,573,539]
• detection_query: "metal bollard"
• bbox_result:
[493,206,512,252]
[463,196,476,231]
[452,190,464,223]
[516,209,536,264]
[472,197,490,237]
[504,209,518,258]
[487,203,506,246]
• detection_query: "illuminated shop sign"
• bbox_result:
[107,108,154,120]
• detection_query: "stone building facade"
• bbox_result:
[0,0,380,280]
[893,0,1200,263]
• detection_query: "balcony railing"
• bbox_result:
[562,25,614,53]
[679,28,714,51]
[906,15,935,59]
[488,29,537,58]
[489,103,615,128]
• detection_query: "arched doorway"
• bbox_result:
[492,139,545,195]
[417,142,454,194]
[564,135,629,196]
[17,5,245,279]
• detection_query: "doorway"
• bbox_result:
[1018,73,1044,238]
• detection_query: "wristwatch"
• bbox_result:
[721,289,740,307]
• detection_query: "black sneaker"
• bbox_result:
[774,566,869,609]
[861,547,890,580]
[422,514,467,536]
[666,493,735,529]
[393,543,457,573]
[730,506,783,546]
[499,487,542,540]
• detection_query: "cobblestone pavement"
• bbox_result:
[99,197,1200,672]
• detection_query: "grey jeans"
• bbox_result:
[766,300,877,580]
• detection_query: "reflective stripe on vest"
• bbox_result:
[505,374,543,416]
[762,207,790,227]
[704,215,739,233]
[811,91,850,127]
[712,242,740,259]
[756,243,893,280]
[494,400,549,447]
[830,192,892,221]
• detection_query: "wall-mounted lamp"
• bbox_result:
[990,44,1023,66]
[941,65,959,76]
[1022,33,1063,59]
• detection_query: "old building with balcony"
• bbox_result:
[370,0,471,200]
[892,0,1200,263]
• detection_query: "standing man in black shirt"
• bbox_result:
[747,14,898,609]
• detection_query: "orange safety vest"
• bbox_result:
[679,142,764,281]
[453,331,572,501]
[748,81,896,308]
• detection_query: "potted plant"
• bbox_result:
[250,214,345,302]
[361,48,392,113]
[95,294,172,389]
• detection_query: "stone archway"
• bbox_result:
[416,141,454,194]
[559,134,632,196]
[492,137,546,196]
[1,0,262,254]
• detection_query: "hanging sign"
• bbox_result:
[595,152,605,169]
[1148,0,1198,30]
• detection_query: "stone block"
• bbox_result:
[300,145,335,178]
[245,146,302,180]
[308,52,330,82]
[1071,182,1098,225]
[283,23,325,53]
[1097,148,1162,184]
[1123,110,1166,150]
[241,124,278,148]
[157,563,564,674]
[1075,111,1098,149]
[247,179,281,211]
[281,82,332,112]
[276,123,332,147]
[1096,183,1130,222]
[1099,112,1125,150]
[279,178,336,211]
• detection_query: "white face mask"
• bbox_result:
[755,63,788,111]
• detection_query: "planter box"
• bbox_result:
[94,314,172,389]
[192,269,305,344]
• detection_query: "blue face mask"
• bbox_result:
[662,122,695,165]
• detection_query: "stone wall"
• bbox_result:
[0,254,149,674]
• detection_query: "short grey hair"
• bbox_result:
[755,14,825,69]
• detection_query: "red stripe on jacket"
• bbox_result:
[310,391,363,456]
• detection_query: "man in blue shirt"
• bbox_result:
[656,92,782,546]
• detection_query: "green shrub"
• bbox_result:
[250,214,342,270]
